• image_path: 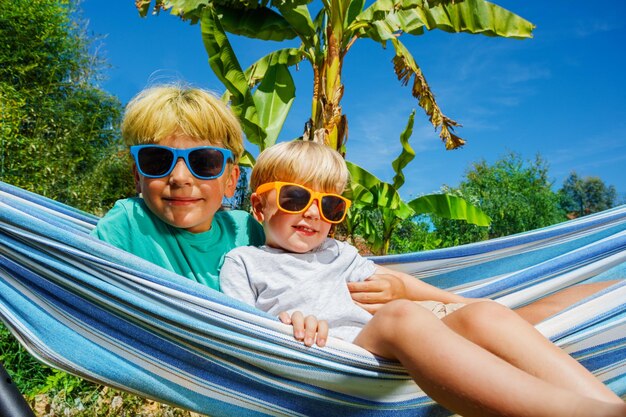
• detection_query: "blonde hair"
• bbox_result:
[251,141,349,194]
[121,84,244,162]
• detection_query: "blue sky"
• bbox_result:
[81,1,626,201]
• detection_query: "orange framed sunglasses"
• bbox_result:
[255,181,351,224]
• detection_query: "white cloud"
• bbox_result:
[345,107,447,183]
[501,64,551,86]
[573,20,620,38]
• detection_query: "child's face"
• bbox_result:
[133,134,239,233]
[252,187,333,253]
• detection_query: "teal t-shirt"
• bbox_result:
[91,198,265,290]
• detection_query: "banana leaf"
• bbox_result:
[408,194,491,226]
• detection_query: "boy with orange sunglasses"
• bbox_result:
[220,140,625,417]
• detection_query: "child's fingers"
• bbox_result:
[347,280,383,295]
[349,290,383,305]
[316,320,329,347]
[353,301,386,315]
[278,311,292,324]
[348,275,407,303]
[288,313,328,347]
[303,315,319,346]
[290,311,305,340]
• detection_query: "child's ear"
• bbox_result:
[223,164,240,198]
[250,193,265,222]
[132,164,142,194]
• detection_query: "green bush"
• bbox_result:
[0,0,134,214]
[432,153,564,246]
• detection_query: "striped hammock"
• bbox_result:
[1,180,625,416]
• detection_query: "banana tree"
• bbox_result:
[344,110,490,255]
[137,0,535,159]
[136,0,515,254]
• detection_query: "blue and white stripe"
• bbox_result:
[0,181,624,416]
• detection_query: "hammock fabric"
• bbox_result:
[0,180,625,416]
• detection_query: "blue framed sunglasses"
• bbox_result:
[130,145,233,180]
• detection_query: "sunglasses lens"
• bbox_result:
[321,196,347,222]
[137,147,174,177]
[188,148,226,178]
[279,185,311,212]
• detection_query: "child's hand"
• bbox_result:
[278,311,328,347]
[348,274,407,314]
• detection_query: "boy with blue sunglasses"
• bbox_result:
[220,140,625,417]
[92,85,265,289]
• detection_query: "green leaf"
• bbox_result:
[346,160,383,190]
[408,194,492,226]
[353,0,420,41]
[245,48,304,86]
[345,0,366,27]
[200,7,267,147]
[391,109,416,190]
[216,6,299,41]
[239,150,256,167]
[343,182,374,207]
[253,63,296,149]
[357,0,534,41]
[346,161,413,217]
[362,215,383,250]
[274,4,317,46]
[415,0,536,38]
[270,0,314,8]
[139,0,209,22]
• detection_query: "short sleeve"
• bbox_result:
[338,241,377,283]
[219,252,258,307]
[223,210,265,247]
[91,200,133,250]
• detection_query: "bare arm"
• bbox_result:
[347,271,408,314]
[374,265,468,304]
[349,265,477,313]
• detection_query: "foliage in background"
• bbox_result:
[0,0,134,215]
[0,323,97,415]
[344,110,490,255]
[432,152,565,247]
[0,324,55,396]
[137,0,534,157]
[387,216,441,254]
[558,172,617,219]
[429,188,490,247]
[225,167,253,211]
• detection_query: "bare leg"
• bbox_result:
[354,300,626,417]
[515,280,620,324]
[443,301,622,404]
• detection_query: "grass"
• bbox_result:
[1,324,208,416]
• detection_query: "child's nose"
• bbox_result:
[303,199,321,220]
[169,158,194,184]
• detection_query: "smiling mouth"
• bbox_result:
[164,197,202,205]
[293,225,316,233]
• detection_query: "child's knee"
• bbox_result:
[370,300,435,334]
[450,301,516,333]
[356,300,435,355]
[381,299,430,319]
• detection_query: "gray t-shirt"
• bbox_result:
[220,238,377,342]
